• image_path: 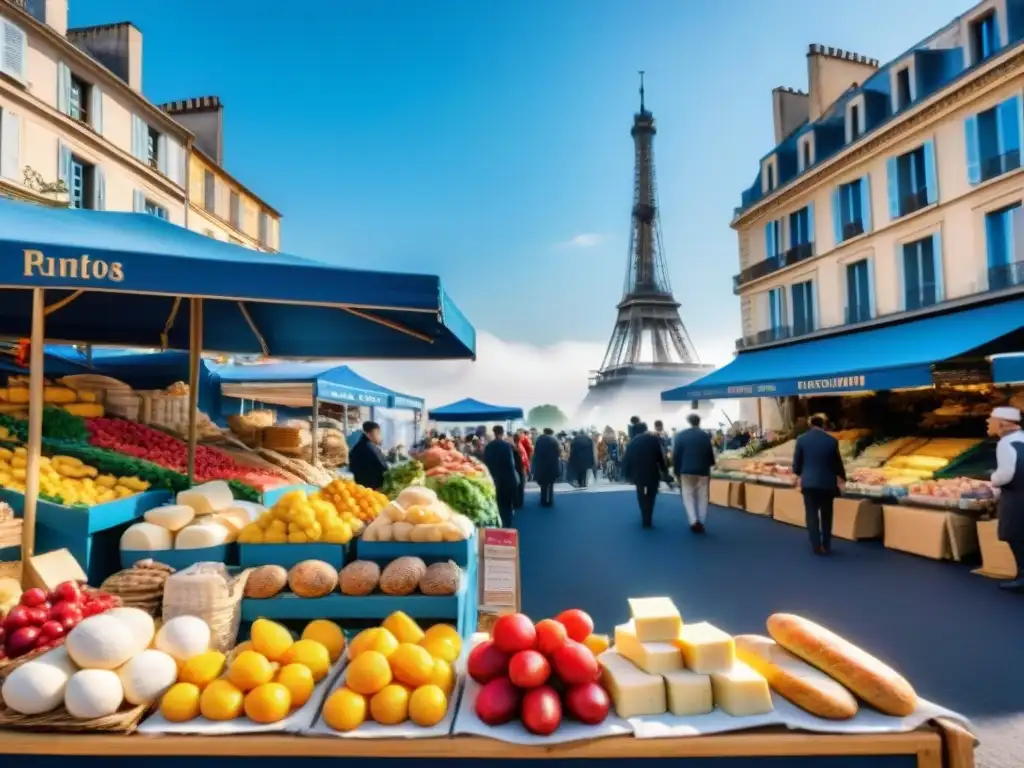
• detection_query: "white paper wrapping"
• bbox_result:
[137,657,348,735]
[451,676,633,745]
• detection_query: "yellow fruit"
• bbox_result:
[200,679,245,721]
[228,650,275,692]
[419,636,459,663]
[178,650,226,689]
[369,683,410,725]
[583,634,611,655]
[160,682,201,722]
[244,682,292,724]
[281,639,331,682]
[276,663,315,709]
[382,611,425,644]
[250,618,294,662]
[408,684,448,727]
[428,657,455,696]
[322,688,367,732]
[345,650,392,696]
[389,643,435,688]
[348,627,398,660]
[423,623,459,643]
[302,620,346,662]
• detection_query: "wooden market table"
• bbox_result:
[0,721,976,768]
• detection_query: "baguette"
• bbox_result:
[735,634,858,719]
[766,614,917,716]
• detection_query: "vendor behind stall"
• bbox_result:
[989,406,1024,591]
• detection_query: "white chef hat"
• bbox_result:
[991,406,1022,423]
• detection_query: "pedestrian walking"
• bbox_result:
[482,425,518,527]
[988,406,1024,591]
[569,430,595,488]
[672,413,716,533]
[622,422,667,528]
[792,415,846,555]
[531,428,561,508]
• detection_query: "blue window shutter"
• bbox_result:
[964,116,981,185]
[806,203,815,246]
[91,88,103,135]
[923,140,938,204]
[860,176,872,232]
[132,189,145,213]
[810,280,819,330]
[932,231,944,301]
[57,62,70,115]
[886,157,900,219]
[0,109,20,180]
[764,223,774,259]
[57,141,72,188]
[94,167,106,211]
[831,188,843,245]
[895,244,907,310]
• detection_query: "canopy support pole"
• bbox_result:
[186,298,203,485]
[310,393,320,467]
[21,288,45,562]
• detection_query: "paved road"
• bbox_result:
[515,487,1024,768]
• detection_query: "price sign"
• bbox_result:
[477,528,520,631]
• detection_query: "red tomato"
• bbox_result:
[19,588,47,608]
[24,607,48,626]
[555,609,594,643]
[52,581,81,604]
[535,619,569,656]
[508,650,551,688]
[39,621,65,641]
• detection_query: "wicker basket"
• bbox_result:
[0,701,149,733]
[162,563,249,652]
[105,390,141,421]
[140,390,189,429]
[99,559,175,617]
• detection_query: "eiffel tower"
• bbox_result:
[577,74,713,424]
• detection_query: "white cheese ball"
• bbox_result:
[117,649,178,705]
[66,614,139,670]
[64,669,124,719]
[0,647,76,715]
[106,607,156,653]
[154,615,211,663]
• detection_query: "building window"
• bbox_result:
[24,0,46,23]
[970,12,999,64]
[902,235,941,310]
[786,205,814,265]
[797,135,814,173]
[764,219,783,261]
[849,104,861,140]
[833,177,871,243]
[887,142,936,219]
[204,170,216,213]
[147,127,160,169]
[230,192,241,228]
[762,157,777,194]
[258,211,270,247]
[767,287,787,333]
[845,259,873,323]
[985,203,1023,290]
[68,75,89,124]
[845,97,866,144]
[791,280,815,336]
[965,96,1021,185]
[894,67,912,111]
[67,156,95,210]
[144,199,168,220]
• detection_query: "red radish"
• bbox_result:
[491,613,536,654]
[19,588,47,608]
[555,609,593,643]
[6,626,41,657]
[3,605,31,632]
[565,682,611,724]
[52,582,80,604]
[48,602,82,624]
[58,615,80,633]
[81,602,106,618]
[467,641,511,684]
[39,621,65,642]
[24,607,48,626]
[535,619,569,656]
[521,685,562,735]
[552,641,600,685]
[508,650,551,688]
[474,676,521,725]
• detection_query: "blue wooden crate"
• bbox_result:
[121,543,235,570]
[354,531,477,566]
[260,484,322,507]
[239,542,349,569]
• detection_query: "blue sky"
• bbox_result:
[77,0,974,363]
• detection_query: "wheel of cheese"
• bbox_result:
[64,669,124,719]
[1,647,76,715]
[120,522,173,552]
[143,504,196,532]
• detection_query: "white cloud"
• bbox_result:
[556,233,605,249]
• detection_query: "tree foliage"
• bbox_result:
[527,404,568,429]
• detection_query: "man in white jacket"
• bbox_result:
[988,406,1024,591]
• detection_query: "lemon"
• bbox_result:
[178,650,226,689]
[369,683,410,725]
[281,639,331,682]
[345,650,392,696]
[160,682,201,722]
[428,657,455,696]
[409,684,448,727]
[250,618,293,662]
[228,650,275,692]
[322,688,367,732]
[199,679,245,721]
[276,663,315,709]
[244,682,292,724]
[301,620,346,662]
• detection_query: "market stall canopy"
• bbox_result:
[663,298,1024,401]
[428,398,524,421]
[0,201,476,359]
[992,353,1024,384]
[215,361,424,411]
[0,343,93,375]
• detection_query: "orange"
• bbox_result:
[228,650,275,692]
[160,682,201,722]
[369,683,410,725]
[244,682,292,724]
[322,688,367,732]
[281,639,331,682]
[301,620,346,662]
[179,651,226,689]
[389,643,434,688]
[345,650,392,696]
[423,623,459,643]
[250,619,294,662]
[419,635,459,663]
[200,679,245,721]
[408,684,448,727]
[348,627,398,660]
[382,611,424,644]
[276,663,315,709]
[583,634,611,655]
[428,657,455,696]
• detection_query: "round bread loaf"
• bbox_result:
[766,614,917,716]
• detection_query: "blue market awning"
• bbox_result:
[663,298,1024,401]
[993,354,1024,384]
[428,398,523,422]
[0,201,475,359]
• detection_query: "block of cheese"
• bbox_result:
[597,650,667,717]
[674,621,736,673]
[627,597,683,642]
[710,661,773,716]
[120,522,174,552]
[223,501,267,523]
[174,522,230,550]
[208,509,250,541]
[614,621,683,675]
[664,668,713,716]
[143,504,196,532]
[177,481,234,516]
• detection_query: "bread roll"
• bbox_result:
[735,634,858,719]
[766,614,917,716]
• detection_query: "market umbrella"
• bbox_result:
[428,398,524,422]
[0,199,477,559]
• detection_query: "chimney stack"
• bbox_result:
[806,44,880,121]
[66,23,143,92]
[771,87,809,144]
[160,97,224,164]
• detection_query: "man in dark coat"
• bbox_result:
[531,428,561,508]
[988,406,1024,590]
[792,415,847,555]
[483,425,519,527]
[568,431,595,488]
[673,412,717,534]
[622,422,668,528]
[348,420,389,491]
